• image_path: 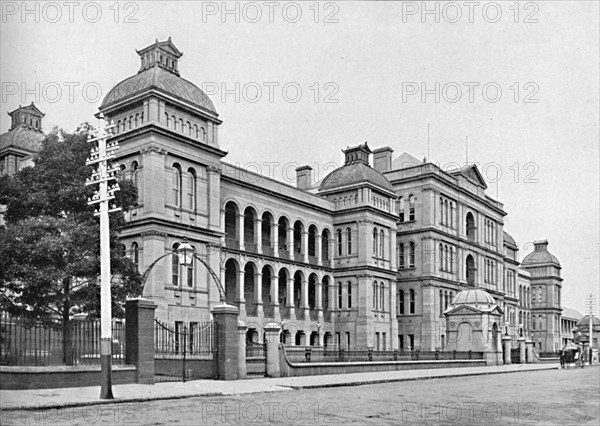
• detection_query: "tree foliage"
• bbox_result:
[0,125,142,324]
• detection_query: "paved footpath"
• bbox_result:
[1,364,557,411]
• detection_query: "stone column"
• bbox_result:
[502,335,512,365]
[255,271,263,317]
[255,218,262,253]
[271,274,280,320]
[287,278,295,319]
[237,321,247,379]
[271,223,279,257]
[518,337,526,364]
[238,214,245,251]
[302,231,309,263]
[212,304,240,380]
[264,323,281,378]
[526,339,537,363]
[287,227,294,255]
[237,270,246,317]
[301,277,309,321]
[316,280,323,318]
[125,298,156,384]
[316,235,322,265]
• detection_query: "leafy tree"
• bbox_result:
[0,125,141,364]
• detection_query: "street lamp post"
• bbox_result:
[86,119,120,399]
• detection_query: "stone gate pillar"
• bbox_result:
[518,337,526,364]
[502,335,512,365]
[264,323,281,378]
[237,321,247,379]
[212,304,240,380]
[125,298,156,384]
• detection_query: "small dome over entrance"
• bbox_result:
[451,289,496,309]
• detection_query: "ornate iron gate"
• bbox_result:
[154,319,215,383]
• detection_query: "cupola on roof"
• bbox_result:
[320,142,394,192]
[451,289,496,307]
[521,240,561,267]
[100,38,216,114]
[0,103,45,153]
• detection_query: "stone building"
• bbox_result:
[5,38,568,353]
[521,240,563,352]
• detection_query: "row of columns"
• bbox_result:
[222,211,333,264]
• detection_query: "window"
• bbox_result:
[379,229,385,258]
[186,246,195,288]
[172,243,180,286]
[346,227,352,254]
[439,243,444,270]
[338,282,343,309]
[173,164,182,207]
[444,199,448,225]
[131,242,139,272]
[408,334,415,350]
[409,289,415,314]
[409,242,415,268]
[337,229,342,256]
[398,290,405,314]
[408,195,415,221]
[347,282,352,308]
[399,243,405,269]
[399,197,405,222]
[379,282,385,311]
[373,228,378,254]
[373,282,378,310]
[188,168,197,211]
[444,245,449,271]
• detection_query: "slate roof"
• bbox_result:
[522,241,561,267]
[0,126,44,153]
[101,66,216,113]
[320,162,394,192]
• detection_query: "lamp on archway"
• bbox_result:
[177,241,194,267]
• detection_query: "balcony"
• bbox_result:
[245,242,258,254]
[262,245,274,256]
[294,253,304,262]
[279,250,290,260]
[308,256,318,265]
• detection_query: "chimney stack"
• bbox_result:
[373,147,394,173]
[296,165,313,190]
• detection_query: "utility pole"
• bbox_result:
[86,119,120,399]
[586,294,597,357]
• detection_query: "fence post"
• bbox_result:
[264,323,281,378]
[212,304,240,380]
[502,335,512,365]
[518,337,526,364]
[125,298,156,384]
[237,321,247,379]
[182,324,187,382]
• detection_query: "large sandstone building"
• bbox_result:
[0,39,569,353]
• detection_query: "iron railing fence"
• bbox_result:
[0,313,125,366]
[283,347,484,363]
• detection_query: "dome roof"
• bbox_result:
[576,315,600,328]
[451,289,496,307]
[522,240,561,267]
[320,162,393,192]
[101,66,216,113]
[0,126,44,152]
[503,231,517,247]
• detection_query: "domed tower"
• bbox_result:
[317,142,398,350]
[520,240,563,353]
[98,38,227,319]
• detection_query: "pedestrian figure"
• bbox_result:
[560,346,566,369]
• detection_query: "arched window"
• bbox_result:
[444,199,448,225]
[337,229,342,256]
[439,197,443,224]
[116,120,121,134]
[187,121,192,136]
[466,212,476,241]
[128,116,133,130]
[408,195,415,221]
[373,228,378,254]
[398,289,405,315]
[439,243,444,271]
[173,164,182,207]
[131,242,139,272]
[373,282,378,310]
[179,118,184,133]
[165,113,170,128]
[399,243,405,269]
[194,124,199,138]
[201,127,207,141]
[172,115,177,130]
[380,282,385,311]
[379,229,385,258]
[172,243,180,286]
[186,246,195,288]
[409,289,416,314]
[346,227,352,254]
[444,244,449,271]
[187,168,197,212]
[409,242,415,268]
[439,290,444,316]
[399,196,405,222]
[347,282,352,309]
[337,282,343,309]
[134,114,139,128]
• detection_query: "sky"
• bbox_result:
[1,1,598,315]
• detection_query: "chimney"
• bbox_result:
[373,146,394,173]
[296,165,313,190]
